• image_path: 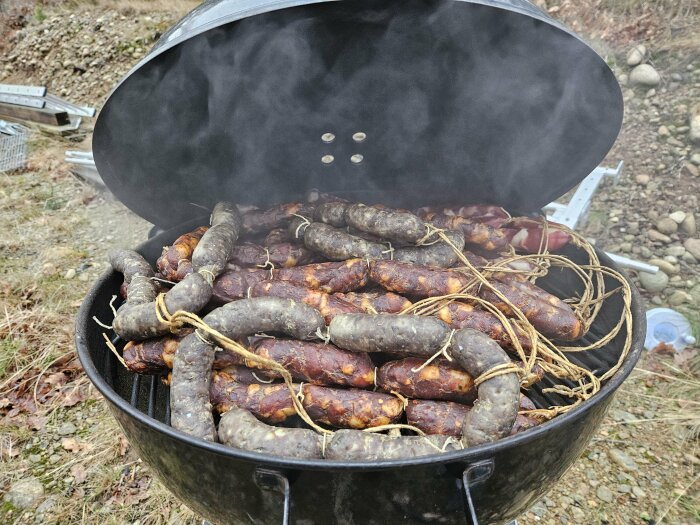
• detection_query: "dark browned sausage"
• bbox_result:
[192,202,243,278]
[156,226,208,281]
[210,378,296,424]
[250,281,362,324]
[212,268,270,302]
[242,202,314,235]
[376,357,477,403]
[333,291,412,314]
[325,430,457,460]
[218,408,322,459]
[407,395,541,438]
[344,203,426,243]
[424,212,509,251]
[275,259,370,293]
[301,385,404,429]
[314,202,349,227]
[251,339,375,388]
[392,229,466,268]
[479,276,583,341]
[123,331,244,374]
[304,222,388,261]
[210,377,403,429]
[329,313,451,358]
[230,242,315,268]
[369,259,471,297]
[263,228,291,247]
[450,329,520,446]
[435,302,533,352]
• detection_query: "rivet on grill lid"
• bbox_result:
[321,133,335,143]
[350,154,364,164]
[321,155,335,164]
[352,132,366,143]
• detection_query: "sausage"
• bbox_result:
[450,329,520,446]
[212,259,370,302]
[263,228,291,246]
[211,268,270,302]
[416,205,510,228]
[406,395,541,437]
[216,365,268,385]
[333,291,412,314]
[192,202,243,278]
[275,259,370,293]
[250,281,361,324]
[376,357,477,403]
[301,385,404,429]
[393,229,465,268]
[303,222,388,261]
[424,212,509,251]
[211,377,403,429]
[435,302,533,352]
[405,400,469,437]
[218,408,322,459]
[329,313,451,358]
[305,190,349,205]
[251,339,375,388]
[204,297,325,342]
[503,217,571,253]
[210,377,296,423]
[369,259,471,297]
[242,202,314,235]
[325,430,457,460]
[314,202,349,227]
[122,332,244,374]
[479,277,583,341]
[109,250,157,305]
[156,226,208,281]
[113,271,212,341]
[230,242,314,268]
[171,332,218,441]
[344,203,426,243]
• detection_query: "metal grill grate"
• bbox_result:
[0,120,30,173]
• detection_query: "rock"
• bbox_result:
[638,270,669,293]
[635,174,650,186]
[617,484,632,493]
[690,104,700,144]
[682,252,698,264]
[3,477,44,509]
[58,422,76,435]
[668,290,692,306]
[648,259,678,275]
[64,268,76,279]
[608,449,639,472]
[648,230,671,243]
[684,238,700,260]
[596,485,614,503]
[681,213,697,235]
[691,153,700,166]
[657,125,670,137]
[666,246,686,257]
[689,285,700,304]
[611,409,637,423]
[656,218,678,235]
[669,211,687,224]
[630,64,660,87]
[626,44,646,66]
[682,161,700,177]
[632,487,646,498]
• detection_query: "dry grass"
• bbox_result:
[39,0,201,16]
[601,0,699,18]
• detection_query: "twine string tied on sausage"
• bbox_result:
[410,329,456,373]
[152,296,333,435]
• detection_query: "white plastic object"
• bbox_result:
[644,308,696,352]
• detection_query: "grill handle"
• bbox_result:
[254,468,290,525]
[461,459,495,525]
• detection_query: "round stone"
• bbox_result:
[638,270,669,293]
[630,64,660,87]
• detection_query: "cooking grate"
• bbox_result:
[0,120,30,173]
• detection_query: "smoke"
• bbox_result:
[94,0,622,229]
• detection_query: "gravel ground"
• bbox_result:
[0,2,698,524]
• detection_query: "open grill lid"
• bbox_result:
[93,0,623,230]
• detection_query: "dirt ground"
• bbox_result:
[0,1,698,524]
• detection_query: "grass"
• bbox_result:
[601,0,699,18]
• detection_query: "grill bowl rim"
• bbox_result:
[76,242,646,470]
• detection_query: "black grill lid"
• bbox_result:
[93,0,623,229]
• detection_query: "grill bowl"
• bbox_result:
[76,220,645,524]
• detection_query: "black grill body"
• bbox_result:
[75,222,645,525]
